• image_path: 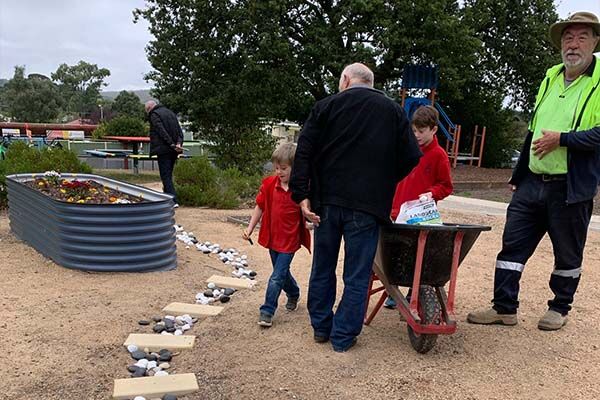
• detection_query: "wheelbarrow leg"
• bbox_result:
[409,230,429,319]
[364,272,387,325]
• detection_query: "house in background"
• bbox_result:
[265,121,301,144]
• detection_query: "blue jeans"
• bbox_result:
[157,152,178,204]
[308,205,379,351]
[260,250,300,316]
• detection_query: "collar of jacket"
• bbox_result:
[545,55,598,85]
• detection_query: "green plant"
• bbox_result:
[92,115,148,138]
[0,141,92,208]
[173,156,261,209]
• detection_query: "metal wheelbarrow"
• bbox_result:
[364,222,491,353]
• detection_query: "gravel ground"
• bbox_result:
[2,207,600,399]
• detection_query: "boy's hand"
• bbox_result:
[418,192,433,202]
[242,229,251,240]
[300,199,321,227]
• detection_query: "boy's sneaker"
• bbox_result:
[285,297,299,312]
[258,313,272,327]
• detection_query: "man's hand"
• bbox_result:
[510,185,517,192]
[174,144,184,154]
[300,199,321,227]
[532,130,561,159]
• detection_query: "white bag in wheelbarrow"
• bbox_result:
[394,197,443,225]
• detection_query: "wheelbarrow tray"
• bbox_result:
[380,222,491,287]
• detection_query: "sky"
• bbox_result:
[0,0,599,91]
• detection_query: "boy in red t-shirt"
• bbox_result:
[384,105,453,308]
[243,143,311,327]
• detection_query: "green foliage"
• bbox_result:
[136,0,559,168]
[112,90,145,119]
[51,60,110,117]
[0,66,63,122]
[173,156,261,208]
[92,115,149,139]
[206,126,278,175]
[0,141,92,208]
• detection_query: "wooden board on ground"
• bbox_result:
[163,302,224,317]
[123,333,195,351]
[112,373,199,399]
[206,275,256,290]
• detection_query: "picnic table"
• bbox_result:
[103,136,150,174]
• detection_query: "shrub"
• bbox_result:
[173,156,262,209]
[92,115,149,139]
[0,141,91,208]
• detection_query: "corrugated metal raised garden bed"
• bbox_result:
[6,172,177,272]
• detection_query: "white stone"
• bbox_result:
[164,315,175,321]
[135,359,149,368]
[241,255,247,260]
[133,397,147,400]
[207,282,216,289]
[155,370,169,377]
[161,331,173,335]
[213,289,221,297]
[127,344,138,353]
[174,329,183,336]
[181,324,191,331]
[147,361,158,369]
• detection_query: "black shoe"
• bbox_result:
[258,313,272,327]
[333,337,357,353]
[314,334,329,343]
[285,297,299,311]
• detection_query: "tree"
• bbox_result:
[135,0,559,168]
[51,61,110,118]
[112,90,145,119]
[0,66,63,122]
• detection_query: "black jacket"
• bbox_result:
[290,85,422,222]
[148,105,184,156]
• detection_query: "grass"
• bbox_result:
[93,169,162,185]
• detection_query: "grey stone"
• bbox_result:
[130,351,147,360]
[162,395,178,400]
[158,350,172,362]
[224,288,235,296]
[138,320,151,326]
[220,295,231,303]
[153,324,166,333]
[203,289,214,297]
[152,316,162,322]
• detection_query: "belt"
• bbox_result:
[535,173,567,182]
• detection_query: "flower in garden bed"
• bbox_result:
[27,171,145,204]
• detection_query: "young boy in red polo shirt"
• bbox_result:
[243,143,311,327]
[385,105,453,308]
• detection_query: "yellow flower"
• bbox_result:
[60,189,66,193]
[67,198,74,202]
[37,181,45,186]
[77,200,85,204]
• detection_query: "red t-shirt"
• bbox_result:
[256,175,304,253]
[390,136,453,220]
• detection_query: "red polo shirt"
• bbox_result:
[390,136,453,220]
[256,175,310,253]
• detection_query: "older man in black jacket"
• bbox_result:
[145,101,184,207]
[290,63,421,352]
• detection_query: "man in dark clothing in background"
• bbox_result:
[289,63,422,352]
[145,100,184,207]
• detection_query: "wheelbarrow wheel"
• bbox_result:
[407,285,441,354]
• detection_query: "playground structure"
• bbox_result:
[400,65,486,168]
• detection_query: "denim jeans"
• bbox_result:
[493,172,592,315]
[259,250,300,316]
[307,205,379,351]
[157,152,178,204]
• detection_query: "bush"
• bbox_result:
[0,141,91,208]
[173,156,262,209]
[92,115,149,139]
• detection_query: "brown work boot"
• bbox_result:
[467,308,517,326]
[538,310,567,331]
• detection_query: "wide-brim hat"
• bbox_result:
[549,11,600,52]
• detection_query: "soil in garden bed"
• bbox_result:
[26,178,146,204]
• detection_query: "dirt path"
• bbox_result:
[1,208,600,399]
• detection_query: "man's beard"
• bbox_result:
[562,50,587,68]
